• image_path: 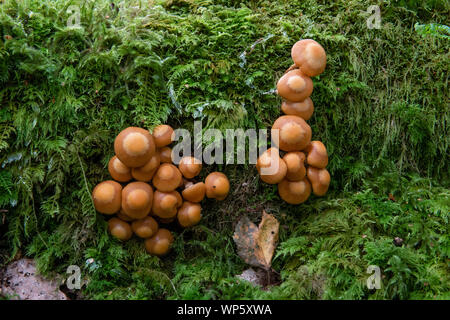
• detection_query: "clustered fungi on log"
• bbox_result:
[257,39,331,205]
[92,125,230,256]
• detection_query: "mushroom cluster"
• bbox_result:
[92,125,230,256]
[257,39,331,204]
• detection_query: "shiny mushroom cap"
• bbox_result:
[282,151,306,182]
[182,182,206,203]
[256,148,287,184]
[291,39,327,77]
[117,208,134,222]
[281,97,314,120]
[121,182,153,219]
[92,180,122,214]
[277,69,313,102]
[205,172,230,200]
[306,166,330,196]
[152,190,182,218]
[144,228,174,256]
[152,163,182,192]
[108,217,132,241]
[305,141,328,169]
[153,125,174,148]
[108,155,132,182]
[158,147,173,163]
[278,178,311,204]
[177,201,202,228]
[272,115,312,151]
[178,156,202,179]
[131,153,160,182]
[114,127,156,168]
[131,216,159,238]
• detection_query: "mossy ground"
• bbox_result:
[0,0,449,299]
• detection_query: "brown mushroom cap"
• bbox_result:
[152,190,182,218]
[114,127,156,168]
[158,147,173,163]
[121,182,153,219]
[205,172,230,200]
[108,217,132,241]
[282,152,306,181]
[177,201,202,228]
[92,180,122,214]
[117,209,134,222]
[281,97,314,120]
[178,156,202,179]
[277,69,313,102]
[152,163,182,192]
[153,125,174,148]
[108,156,132,182]
[278,178,311,204]
[144,228,174,256]
[256,148,287,184]
[131,153,160,182]
[305,141,328,169]
[291,39,327,77]
[131,216,159,238]
[182,182,206,203]
[306,166,330,196]
[272,115,312,151]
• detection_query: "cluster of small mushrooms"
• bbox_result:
[256,39,331,204]
[92,125,230,256]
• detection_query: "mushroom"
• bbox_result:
[152,190,182,219]
[276,69,313,102]
[121,182,153,219]
[131,216,159,238]
[131,153,160,181]
[278,177,311,204]
[152,163,182,192]
[157,217,175,224]
[281,97,314,120]
[108,155,132,182]
[291,39,327,77]
[144,228,174,256]
[117,209,134,222]
[177,201,202,228]
[114,127,156,168]
[158,147,173,163]
[108,217,132,241]
[92,180,122,214]
[153,124,174,148]
[205,172,230,200]
[272,115,312,151]
[282,151,306,181]
[182,182,206,203]
[306,166,330,196]
[256,148,287,184]
[305,141,328,168]
[178,156,202,179]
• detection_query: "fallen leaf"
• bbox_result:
[233,211,279,270]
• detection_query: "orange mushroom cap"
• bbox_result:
[152,190,182,219]
[144,228,174,256]
[272,115,312,152]
[281,97,314,120]
[277,69,313,102]
[92,180,122,214]
[108,217,132,241]
[256,148,287,184]
[114,127,156,168]
[158,147,173,163]
[153,125,174,148]
[305,141,328,169]
[177,201,202,228]
[205,172,230,200]
[282,151,306,182]
[108,155,132,182]
[291,39,327,77]
[117,208,134,222]
[278,177,311,204]
[131,216,159,238]
[152,163,182,192]
[178,156,202,179]
[121,182,153,219]
[306,166,330,196]
[131,153,160,182]
[182,182,206,203]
